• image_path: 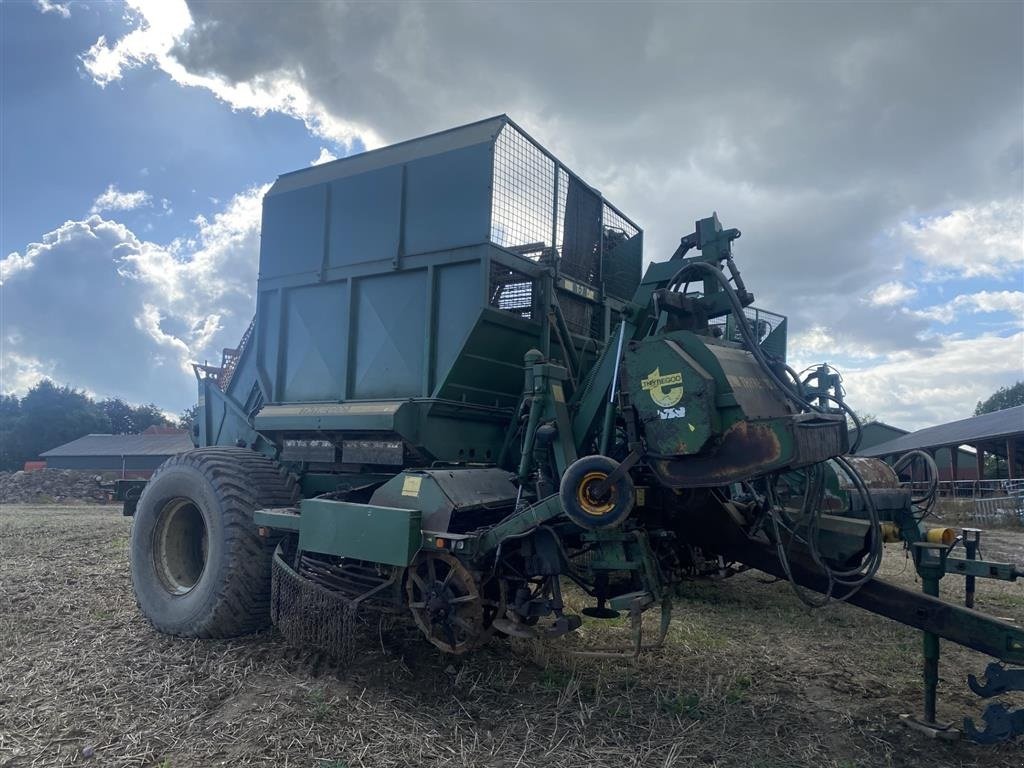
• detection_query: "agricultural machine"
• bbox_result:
[123,116,1023,743]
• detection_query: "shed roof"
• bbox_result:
[40,433,193,458]
[856,420,909,436]
[859,406,1024,458]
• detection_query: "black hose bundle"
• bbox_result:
[892,449,940,519]
[665,260,883,604]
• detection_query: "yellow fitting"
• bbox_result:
[880,523,902,543]
[926,527,956,546]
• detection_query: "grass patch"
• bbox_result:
[656,690,704,719]
[306,687,333,722]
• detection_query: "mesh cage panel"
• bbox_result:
[708,306,788,361]
[489,120,643,333]
[271,547,362,663]
[491,126,556,252]
[489,262,534,319]
[602,203,640,241]
[555,171,568,255]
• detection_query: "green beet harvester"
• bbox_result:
[118,116,1023,743]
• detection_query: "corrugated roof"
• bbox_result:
[40,433,193,458]
[859,405,1024,457]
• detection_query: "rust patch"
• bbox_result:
[652,420,783,488]
[835,456,898,490]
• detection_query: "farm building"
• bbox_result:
[852,420,979,480]
[857,405,1024,482]
[38,431,193,478]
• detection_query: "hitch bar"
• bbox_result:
[725,534,1024,665]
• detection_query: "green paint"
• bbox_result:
[297,499,421,566]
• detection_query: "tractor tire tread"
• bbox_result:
[133,446,296,638]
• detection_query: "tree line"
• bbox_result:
[0,380,195,472]
[975,381,1024,416]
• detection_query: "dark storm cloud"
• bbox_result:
[169,1,1021,328]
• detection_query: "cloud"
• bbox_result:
[866,281,917,306]
[839,332,1024,430]
[912,290,1024,324]
[33,0,1024,427]
[76,2,1023,328]
[899,199,1024,280]
[0,186,267,411]
[0,351,56,395]
[35,0,70,18]
[90,184,152,214]
[80,0,380,152]
[311,147,338,165]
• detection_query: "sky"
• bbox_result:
[1,0,1022,430]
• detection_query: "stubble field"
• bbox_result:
[1,504,1022,768]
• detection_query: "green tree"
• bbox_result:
[99,397,136,434]
[132,403,172,432]
[0,393,22,470]
[975,381,1024,416]
[178,403,200,433]
[99,398,172,434]
[14,380,110,462]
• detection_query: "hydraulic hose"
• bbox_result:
[664,259,883,604]
[892,449,940,519]
[666,260,814,413]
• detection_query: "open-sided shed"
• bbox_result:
[858,405,1024,481]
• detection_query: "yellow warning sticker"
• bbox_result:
[401,475,422,497]
[640,368,684,408]
[552,382,565,403]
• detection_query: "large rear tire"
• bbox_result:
[130,447,296,638]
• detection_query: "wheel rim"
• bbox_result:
[153,498,208,595]
[577,471,616,516]
[406,552,493,654]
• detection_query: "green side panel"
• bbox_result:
[327,165,402,268]
[353,270,428,398]
[253,508,302,532]
[603,231,643,301]
[254,401,404,432]
[436,309,539,407]
[298,498,421,567]
[256,289,281,399]
[282,281,349,401]
[403,143,493,254]
[259,184,327,280]
[434,261,483,392]
[622,335,717,456]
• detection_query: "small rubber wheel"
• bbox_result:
[559,455,635,530]
[130,447,295,638]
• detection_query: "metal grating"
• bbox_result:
[555,171,568,256]
[489,262,534,320]
[705,305,787,359]
[489,121,644,335]
[602,204,639,240]
[491,126,556,253]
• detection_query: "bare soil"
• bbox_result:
[1,504,1022,768]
